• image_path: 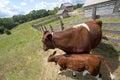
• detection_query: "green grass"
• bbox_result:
[98,18,120,22]
[0,21,44,80]
[31,15,56,25]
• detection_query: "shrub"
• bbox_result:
[4,29,11,35]
[0,25,11,35]
[0,26,5,34]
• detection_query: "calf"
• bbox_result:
[48,51,115,80]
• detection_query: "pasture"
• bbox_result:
[0,10,120,80]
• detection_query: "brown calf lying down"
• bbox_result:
[48,51,115,80]
[42,20,102,54]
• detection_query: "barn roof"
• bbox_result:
[61,2,73,7]
[83,0,111,7]
[56,9,68,15]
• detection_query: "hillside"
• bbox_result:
[0,9,120,80]
[0,21,44,80]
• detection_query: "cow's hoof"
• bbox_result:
[73,75,76,77]
[72,73,76,77]
[58,71,62,74]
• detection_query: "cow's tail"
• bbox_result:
[95,20,102,28]
[99,56,115,80]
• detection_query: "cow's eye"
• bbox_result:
[42,38,48,43]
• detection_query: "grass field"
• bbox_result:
[0,8,120,80]
[0,21,44,80]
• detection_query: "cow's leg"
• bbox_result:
[72,71,76,77]
[90,49,94,54]
[82,70,90,76]
[58,67,66,74]
[110,72,115,80]
[58,70,66,74]
[67,69,76,77]
[95,73,102,80]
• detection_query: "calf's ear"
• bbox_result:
[53,51,57,55]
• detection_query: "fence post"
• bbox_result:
[59,16,64,30]
[39,26,42,31]
[44,26,47,31]
[50,25,54,32]
[41,26,44,32]
[92,7,96,20]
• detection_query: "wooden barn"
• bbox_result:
[56,9,69,18]
[56,2,73,18]
[60,2,73,12]
[83,0,120,17]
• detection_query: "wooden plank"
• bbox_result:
[103,30,120,34]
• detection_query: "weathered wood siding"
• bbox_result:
[57,10,69,18]
[84,1,118,17]
[61,6,73,12]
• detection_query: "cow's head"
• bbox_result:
[42,31,55,51]
[48,51,57,62]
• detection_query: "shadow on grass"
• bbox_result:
[58,42,120,80]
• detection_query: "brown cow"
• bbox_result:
[42,20,102,54]
[48,51,115,80]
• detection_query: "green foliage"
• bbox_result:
[0,8,59,31]
[0,18,17,30]
[28,9,49,20]
[0,25,11,35]
[0,26,5,34]
[48,7,59,15]
[4,29,11,35]
[73,4,83,9]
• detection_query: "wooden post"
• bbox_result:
[39,26,43,31]
[92,7,96,20]
[59,16,64,30]
[41,26,44,32]
[50,25,54,32]
[44,26,47,31]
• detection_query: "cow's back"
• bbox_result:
[63,54,101,71]
[85,20,102,49]
[53,26,91,54]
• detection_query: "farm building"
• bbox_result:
[56,9,69,18]
[83,0,120,17]
[60,2,73,12]
[56,2,73,18]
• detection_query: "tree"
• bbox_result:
[0,18,17,30]
[0,26,5,34]
[73,4,83,9]
[48,7,59,15]
[0,8,59,31]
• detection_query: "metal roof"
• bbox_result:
[61,2,73,7]
[56,9,68,15]
[83,0,111,7]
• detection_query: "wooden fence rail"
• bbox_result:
[103,22,120,27]
[103,30,120,34]
[32,17,120,43]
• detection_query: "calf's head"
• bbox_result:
[48,51,57,62]
[42,31,55,51]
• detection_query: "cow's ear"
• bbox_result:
[47,33,52,40]
[44,31,49,35]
